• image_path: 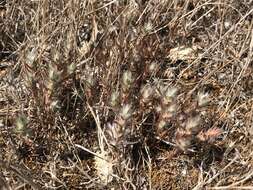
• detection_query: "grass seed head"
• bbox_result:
[106,122,122,146]
[165,87,178,99]
[67,63,76,75]
[197,127,223,143]
[26,47,37,66]
[144,22,153,32]
[157,120,167,130]
[120,104,132,121]
[49,65,61,83]
[166,103,177,114]
[122,70,133,90]
[185,115,201,134]
[86,74,96,88]
[198,91,210,107]
[148,62,158,73]
[15,115,30,135]
[50,100,60,111]
[110,91,120,107]
[175,128,192,151]
[141,84,153,103]
[162,86,178,105]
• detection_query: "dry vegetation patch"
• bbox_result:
[0,0,253,189]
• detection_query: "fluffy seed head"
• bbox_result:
[15,115,28,134]
[162,86,178,105]
[165,87,178,99]
[120,104,132,121]
[49,65,61,82]
[148,62,158,73]
[185,115,201,134]
[122,70,133,89]
[197,127,223,142]
[110,91,120,107]
[67,63,76,74]
[167,103,177,114]
[144,22,153,32]
[26,47,37,66]
[141,84,153,103]
[198,91,210,106]
[161,103,177,119]
[86,74,96,88]
[175,128,192,151]
[106,122,122,146]
[157,120,167,130]
[50,100,60,111]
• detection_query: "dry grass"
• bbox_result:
[0,0,253,189]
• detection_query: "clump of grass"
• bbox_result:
[0,0,253,189]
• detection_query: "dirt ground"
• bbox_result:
[0,0,253,189]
